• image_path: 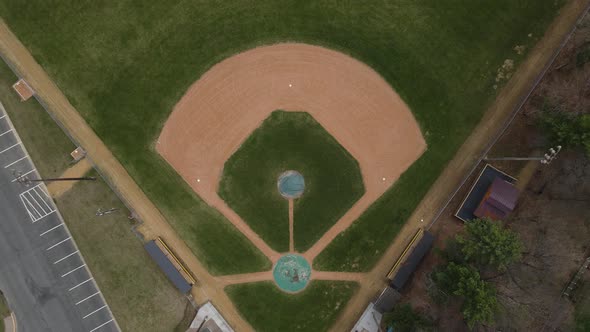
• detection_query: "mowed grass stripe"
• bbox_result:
[0,0,563,272]
[225,280,358,332]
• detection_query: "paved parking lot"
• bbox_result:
[0,103,119,332]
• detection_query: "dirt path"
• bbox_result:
[328,1,590,330]
[157,43,426,261]
[0,20,256,332]
[47,158,93,198]
[214,271,273,286]
[289,199,294,252]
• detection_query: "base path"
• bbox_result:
[0,20,256,332]
[157,43,426,260]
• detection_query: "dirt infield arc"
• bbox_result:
[156,43,426,260]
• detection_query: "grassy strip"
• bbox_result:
[0,291,9,318]
[0,60,73,178]
[0,0,563,271]
[219,111,364,252]
[55,171,187,332]
[0,58,188,331]
[226,280,358,332]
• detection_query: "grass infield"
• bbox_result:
[225,280,358,332]
[219,111,364,252]
[0,1,563,272]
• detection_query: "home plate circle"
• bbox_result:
[273,254,311,293]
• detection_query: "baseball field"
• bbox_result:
[0,1,565,330]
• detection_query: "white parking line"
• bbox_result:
[0,128,13,137]
[53,250,79,264]
[11,169,35,182]
[75,291,99,305]
[0,114,6,120]
[26,192,47,214]
[69,278,93,292]
[4,155,27,168]
[61,264,86,278]
[46,236,71,251]
[39,223,64,236]
[89,319,114,332]
[21,194,41,217]
[83,305,107,319]
[33,187,52,211]
[0,142,20,155]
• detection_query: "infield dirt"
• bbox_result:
[157,43,426,260]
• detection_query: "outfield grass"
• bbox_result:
[219,111,364,252]
[0,60,73,179]
[0,1,563,272]
[226,280,358,332]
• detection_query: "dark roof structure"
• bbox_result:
[474,177,519,220]
[455,164,517,222]
[390,231,434,291]
[144,240,192,294]
[374,286,401,313]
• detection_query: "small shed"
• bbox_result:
[455,164,517,222]
[390,231,434,291]
[187,301,234,332]
[70,147,86,162]
[474,177,519,220]
[351,303,382,332]
[12,79,33,101]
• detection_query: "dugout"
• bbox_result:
[389,231,434,291]
[144,238,195,294]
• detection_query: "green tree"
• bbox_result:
[456,218,522,270]
[433,262,497,328]
[382,304,432,332]
[540,112,590,155]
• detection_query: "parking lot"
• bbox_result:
[0,104,119,332]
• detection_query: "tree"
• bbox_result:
[456,218,522,271]
[433,262,497,328]
[382,304,432,332]
[540,112,590,155]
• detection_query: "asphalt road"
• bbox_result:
[0,102,119,332]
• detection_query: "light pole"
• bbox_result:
[484,145,562,164]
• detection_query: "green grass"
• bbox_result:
[0,1,563,272]
[0,60,74,179]
[226,280,358,332]
[55,171,188,332]
[219,111,364,252]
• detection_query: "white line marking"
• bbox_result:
[32,210,55,223]
[53,250,79,264]
[46,236,71,251]
[12,169,35,182]
[89,319,114,332]
[40,223,64,236]
[27,192,47,214]
[33,187,52,211]
[4,155,27,168]
[61,264,86,278]
[83,305,107,319]
[21,195,41,218]
[0,115,5,120]
[75,291,99,305]
[0,128,13,137]
[69,278,93,292]
[0,142,19,155]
